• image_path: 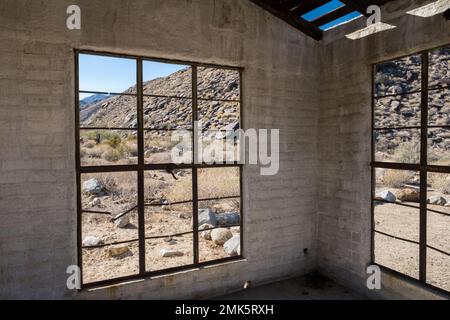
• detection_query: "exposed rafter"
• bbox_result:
[250,0,323,40]
[340,0,370,17]
[311,5,355,27]
[249,0,394,40]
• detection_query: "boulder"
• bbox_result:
[428,195,447,206]
[395,189,420,202]
[199,223,214,240]
[216,212,240,227]
[114,216,130,228]
[82,236,102,247]
[160,249,184,258]
[223,235,240,256]
[375,190,396,203]
[193,208,217,227]
[82,179,104,195]
[211,228,233,245]
[108,246,130,257]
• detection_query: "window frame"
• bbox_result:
[75,49,244,289]
[371,44,450,296]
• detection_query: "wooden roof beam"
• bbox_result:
[340,0,370,17]
[250,0,323,40]
[290,0,330,16]
[311,5,355,27]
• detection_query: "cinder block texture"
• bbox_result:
[0,0,319,299]
[317,0,450,299]
[1,0,449,300]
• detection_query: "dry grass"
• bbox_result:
[381,170,413,188]
[429,173,450,194]
[392,138,420,163]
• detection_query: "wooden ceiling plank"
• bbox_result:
[250,0,323,40]
[290,0,330,16]
[340,0,370,16]
[311,5,354,27]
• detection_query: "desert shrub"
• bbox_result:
[120,141,138,157]
[392,138,420,163]
[102,149,122,162]
[428,147,450,165]
[83,140,96,149]
[106,135,122,149]
[198,167,240,198]
[97,172,137,203]
[429,173,450,194]
[83,130,122,145]
[85,144,111,158]
[382,170,413,188]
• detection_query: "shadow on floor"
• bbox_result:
[215,272,366,300]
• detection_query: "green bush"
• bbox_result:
[82,130,122,145]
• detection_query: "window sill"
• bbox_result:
[83,257,247,292]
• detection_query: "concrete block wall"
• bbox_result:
[1,0,449,300]
[317,0,450,299]
[0,0,319,299]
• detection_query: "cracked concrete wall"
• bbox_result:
[317,0,450,299]
[0,0,319,299]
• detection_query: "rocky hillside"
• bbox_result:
[374,49,450,163]
[80,67,240,131]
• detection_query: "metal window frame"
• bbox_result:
[371,45,450,296]
[75,49,244,289]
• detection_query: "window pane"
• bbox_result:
[197,67,240,100]
[144,169,193,271]
[429,46,450,88]
[428,89,450,126]
[374,93,421,128]
[375,168,420,204]
[375,54,421,97]
[198,101,240,130]
[373,168,420,279]
[428,128,450,166]
[143,97,192,129]
[198,101,240,163]
[198,167,240,199]
[145,233,193,272]
[374,233,419,279]
[198,199,241,263]
[143,61,191,97]
[79,54,136,93]
[82,242,139,284]
[144,130,192,164]
[426,172,450,291]
[81,172,138,284]
[374,129,420,163]
[80,94,137,129]
[80,130,137,166]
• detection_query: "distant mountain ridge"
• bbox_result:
[80,67,240,130]
[80,94,110,110]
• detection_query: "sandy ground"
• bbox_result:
[374,188,450,291]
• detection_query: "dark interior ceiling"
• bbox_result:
[250,0,394,40]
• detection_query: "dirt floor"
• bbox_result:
[374,187,450,292]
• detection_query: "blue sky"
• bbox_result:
[302,0,361,30]
[79,54,186,99]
